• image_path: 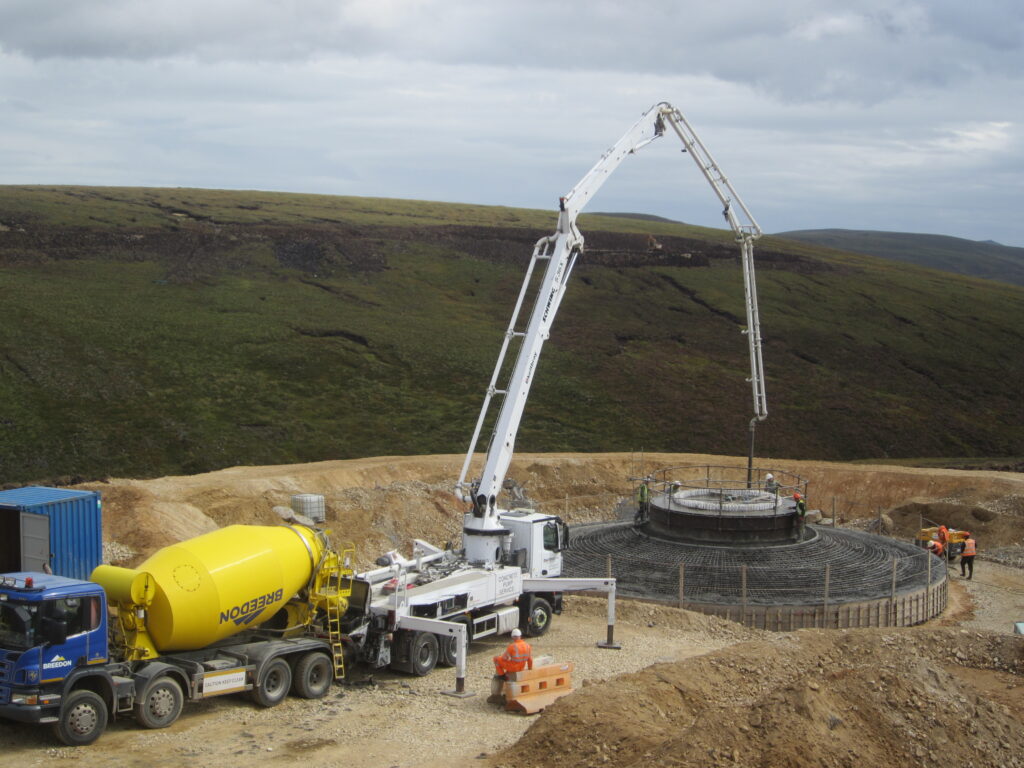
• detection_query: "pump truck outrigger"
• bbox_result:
[0,102,764,745]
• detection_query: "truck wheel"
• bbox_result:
[54,689,108,746]
[251,658,292,707]
[524,597,553,637]
[292,652,333,699]
[438,617,470,667]
[438,634,457,667]
[410,631,439,676]
[135,676,184,729]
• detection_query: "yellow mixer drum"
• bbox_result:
[95,524,325,653]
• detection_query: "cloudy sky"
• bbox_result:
[1,1,1022,246]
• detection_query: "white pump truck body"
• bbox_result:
[342,103,765,694]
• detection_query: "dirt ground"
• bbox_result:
[2,452,1022,767]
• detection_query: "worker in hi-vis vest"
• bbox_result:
[493,628,533,677]
[960,534,977,579]
[636,480,651,523]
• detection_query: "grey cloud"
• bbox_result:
[2,1,1020,106]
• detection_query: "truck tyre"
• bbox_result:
[438,617,470,667]
[438,634,457,667]
[292,652,333,699]
[54,689,108,746]
[251,658,292,707]
[524,597,553,637]
[134,676,184,729]
[410,631,439,676]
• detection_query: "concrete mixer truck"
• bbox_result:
[0,523,354,745]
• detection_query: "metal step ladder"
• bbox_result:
[311,543,355,682]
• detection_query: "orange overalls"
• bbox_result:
[493,638,533,676]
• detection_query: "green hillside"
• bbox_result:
[0,186,1022,483]
[776,228,1024,287]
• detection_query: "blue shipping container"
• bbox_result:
[0,487,102,580]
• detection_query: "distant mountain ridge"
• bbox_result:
[775,228,1024,287]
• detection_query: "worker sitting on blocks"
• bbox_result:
[490,634,574,714]
[493,628,533,678]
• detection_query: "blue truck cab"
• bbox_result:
[0,572,112,740]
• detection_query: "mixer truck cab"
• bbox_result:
[0,574,109,726]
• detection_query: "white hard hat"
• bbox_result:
[766,473,774,480]
[511,628,522,638]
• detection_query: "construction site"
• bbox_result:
[1,103,1022,767]
[0,452,1021,768]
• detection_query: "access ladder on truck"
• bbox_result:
[310,543,355,680]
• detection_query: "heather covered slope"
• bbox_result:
[0,186,1022,482]
[777,228,1024,286]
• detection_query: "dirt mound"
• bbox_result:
[491,628,1024,768]
[887,499,1022,544]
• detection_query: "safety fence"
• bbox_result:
[563,523,949,630]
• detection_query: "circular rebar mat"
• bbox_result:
[565,523,944,607]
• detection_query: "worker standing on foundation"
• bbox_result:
[493,628,533,679]
[793,492,807,539]
[636,479,651,523]
[960,533,977,579]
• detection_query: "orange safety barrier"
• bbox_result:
[501,662,574,714]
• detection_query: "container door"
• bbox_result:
[0,510,19,572]
[20,512,50,572]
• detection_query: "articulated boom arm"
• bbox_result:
[456,103,767,563]
[657,105,767,426]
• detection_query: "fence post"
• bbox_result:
[926,552,932,613]
[678,563,685,608]
[832,497,837,526]
[740,565,747,626]
[890,557,898,626]
[823,563,830,628]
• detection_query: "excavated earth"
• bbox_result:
[1,451,1022,768]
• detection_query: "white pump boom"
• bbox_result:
[456,102,767,565]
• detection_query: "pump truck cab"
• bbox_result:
[0,523,354,746]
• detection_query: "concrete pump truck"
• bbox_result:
[337,102,767,693]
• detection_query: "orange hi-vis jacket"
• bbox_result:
[962,538,977,556]
[494,638,533,675]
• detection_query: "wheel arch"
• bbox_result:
[132,662,191,701]
[62,669,118,720]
